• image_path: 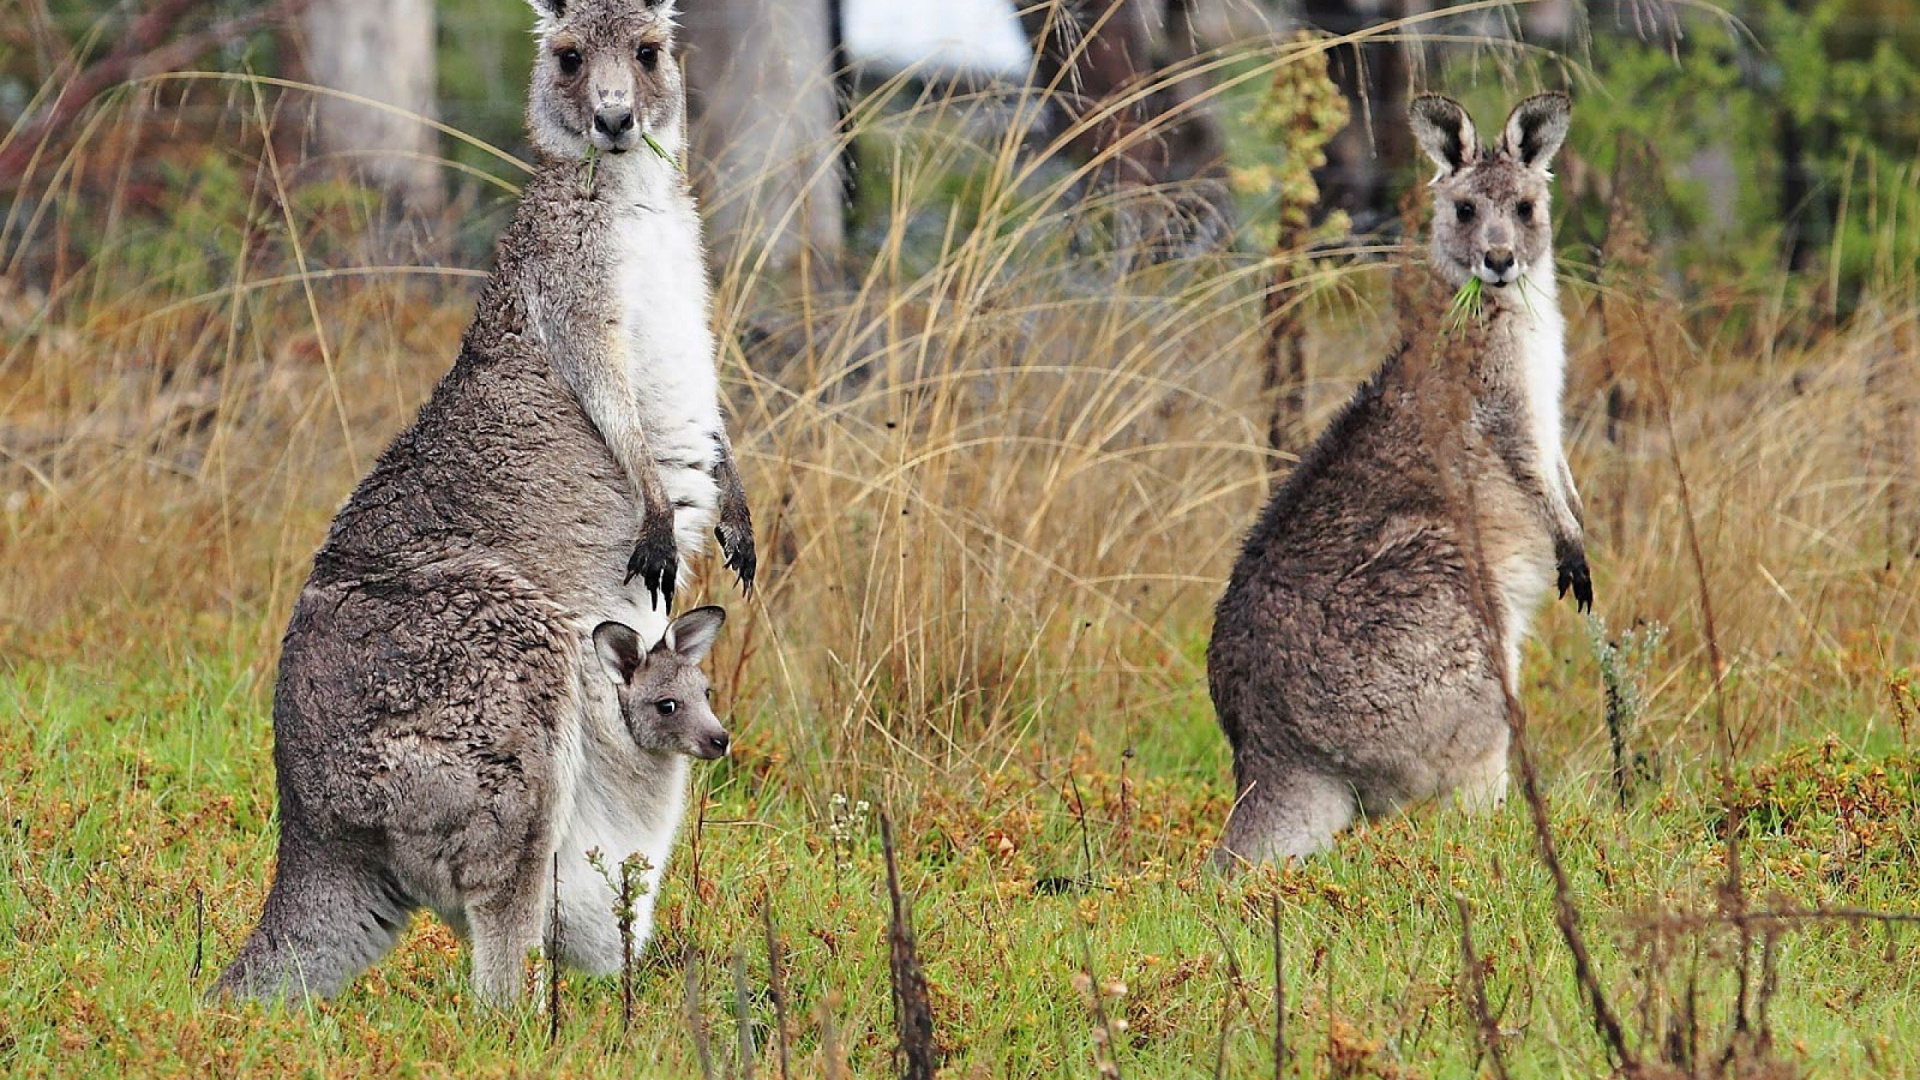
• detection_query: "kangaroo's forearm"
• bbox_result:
[531,294,672,519]
[712,431,750,527]
[710,429,757,592]
[1558,454,1586,529]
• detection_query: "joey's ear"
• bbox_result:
[664,606,726,664]
[526,0,564,22]
[1410,94,1477,178]
[1499,93,1570,171]
[593,621,645,685]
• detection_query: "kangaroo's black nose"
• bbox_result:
[1484,249,1515,276]
[594,108,635,140]
[708,733,730,756]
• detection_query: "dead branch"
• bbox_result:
[0,0,309,186]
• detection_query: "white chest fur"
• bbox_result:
[1482,261,1572,682]
[610,198,719,437]
[1515,261,1569,505]
[606,166,723,571]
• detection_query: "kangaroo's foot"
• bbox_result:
[1212,769,1357,871]
[210,839,411,1003]
[1451,742,1511,814]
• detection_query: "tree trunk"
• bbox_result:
[301,0,444,217]
[1301,0,1418,230]
[1019,0,1234,265]
[680,0,844,277]
[1019,0,1229,189]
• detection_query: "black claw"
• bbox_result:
[626,524,679,612]
[716,525,757,596]
[1557,560,1593,613]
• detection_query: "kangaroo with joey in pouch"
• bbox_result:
[215,0,752,1005]
[1208,93,1591,868]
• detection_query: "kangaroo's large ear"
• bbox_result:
[1499,93,1571,171]
[593,621,645,685]
[1410,94,1477,178]
[664,606,726,664]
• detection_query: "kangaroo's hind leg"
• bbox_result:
[465,845,557,1007]
[1213,766,1357,870]
[211,831,413,1002]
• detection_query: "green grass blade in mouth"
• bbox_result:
[1444,274,1485,335]
[1513,270,1540,317]
[641,132,680,170]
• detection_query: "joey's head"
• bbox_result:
[525,0,685,161]
[593,607,730,760]
[1410,93,1570,291]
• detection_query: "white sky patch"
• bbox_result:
[843,0,1033,79]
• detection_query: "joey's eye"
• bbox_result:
[1455,201,1476,222]
[1515,200,1534,221]
[638,43,659,68]
[557,48,583,75]
[704,687,713,700]
[656,699,678,716]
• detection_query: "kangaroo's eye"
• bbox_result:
[1455,201,1476,223]
[656,699,678,716]
[637,43,659,69]
[557,48,583,76]
[1515,200,1534,221]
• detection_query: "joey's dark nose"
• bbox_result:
[707,732,730,757]
[594,107,635,144]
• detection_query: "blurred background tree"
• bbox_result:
[303,0,443,222]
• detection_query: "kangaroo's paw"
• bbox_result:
[1556,551,1593,613]
[625,513,679,612]
[715,522,756,595]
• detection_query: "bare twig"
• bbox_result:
[763,903,791,1080]
[1075,921,1126,1080]
[548,853,562,1046]
[0,0,310,185]
[1647,320,1734,771]
[731,947,757,1080]
[1271,894,1287,1079]
[685,943,716,1080]
[818,994,847,1080]
[880,814,938,1080]
[1454,897,1511,1080]
[191,886,204,981]
[1067,771,1095,883]
[620,864,635,1034]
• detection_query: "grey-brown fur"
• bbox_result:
[213,0,750,1004]
[1208,94,1589,867]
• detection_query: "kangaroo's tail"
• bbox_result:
[210,831,411,1003]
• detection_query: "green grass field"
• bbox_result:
[5,617,1919,1077]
